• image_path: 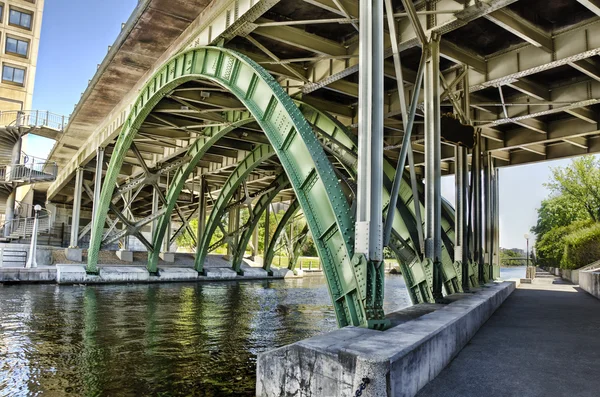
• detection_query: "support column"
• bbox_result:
[473,130,484,283]
[424,35,443,300]
[355,0,384,262]
[65,167,84,262]
[196,176,207,271]
[4,188,15,237]
[484,153,493,280]
[493,168,501,278]
[264,204,270,257]
[4,138,22,237]
[456,146,469,289]
[90,147,104,242]
[226,189,240,262]
[251,224,259,261]
[457,66,470,291]
[151,186,159,237]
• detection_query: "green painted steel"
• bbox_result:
[147,110,255,273]
[196,144,276,271]
[297,101,462,302]
[88,46,379,327]
[289,225,310,270]
[231,172,290,273]
[263,200,300,273]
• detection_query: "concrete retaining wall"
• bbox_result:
[546,267,580,284]
[257,281,517,397]
[580,271,600,299]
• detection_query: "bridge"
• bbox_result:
[4,0,600,395]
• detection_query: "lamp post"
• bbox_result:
[25,204,42,268]
[524,233,530,268]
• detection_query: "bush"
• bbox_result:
[536,220,593,268]
[562,222,600,269]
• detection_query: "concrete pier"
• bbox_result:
[257,281,517,397]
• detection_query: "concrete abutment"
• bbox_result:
[257,280,517,397]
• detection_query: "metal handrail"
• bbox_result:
[0,155,58,183]
[0,110,69,131]
[0,213,52,239]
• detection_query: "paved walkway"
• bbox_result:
[418,272,600,397]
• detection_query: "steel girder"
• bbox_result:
[231,172,290,273]
[196,144,276,271]
[147,110,255,273]
[88,46,375,328]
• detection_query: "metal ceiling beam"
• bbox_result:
[577,0,600,17]
[568,59,600,83]
[253,19,347,56]
[565,107,597,124]
[506,79,550,101]
[439,39,486,73]
[485,9,552,52]
[563,136,589,149]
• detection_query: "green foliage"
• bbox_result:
[531,194,588,239]
[500,248,526,266]
[536,220,593,268]
[533,156,600,269]
[545,156,600,222]
[562,222,600,269]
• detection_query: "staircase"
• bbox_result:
[0,214,52,241]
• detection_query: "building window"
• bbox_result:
[9,9,32,29]
[3,65,25,85]
[0,4,4,23]
[6,37,28,57]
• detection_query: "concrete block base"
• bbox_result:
[0,267,56,282]
[57,265,88,283]
[159,252,175,262]
[65,248,83,262]
[203,267,237,279]
[241,267,268,278]
[257,281,517,397]
[116,250,134,262]
[271,268,296,278]
[158,267,198,281]
[100,266,149,282]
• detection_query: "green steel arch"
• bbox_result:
[195,144,275,271]
[147,110,255,273]
[295,102,464,301]
[87,46,382,328]
[230,172,290,273]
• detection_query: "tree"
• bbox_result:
[500,248,526,266]
[531,194,588,239]
[545,156,600,222]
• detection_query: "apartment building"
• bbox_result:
[0,0,43,113]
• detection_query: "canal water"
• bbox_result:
[0,268,523,396]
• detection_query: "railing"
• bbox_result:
[0,110,69,131]
[0,213,52,240]
[0,156,58,183]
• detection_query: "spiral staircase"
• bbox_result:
[0,110,66,243]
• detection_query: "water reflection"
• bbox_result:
[0,276,410,396]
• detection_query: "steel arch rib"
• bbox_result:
[147,110,255,273]
[231,172,290,273]
[297,101,463,300]
[196,144,276,271]
[88,46,370,327]
[263,200,300,273]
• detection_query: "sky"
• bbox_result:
[26,1,587,253]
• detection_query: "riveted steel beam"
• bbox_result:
[148,111,255,272]
[231,172,290,273]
